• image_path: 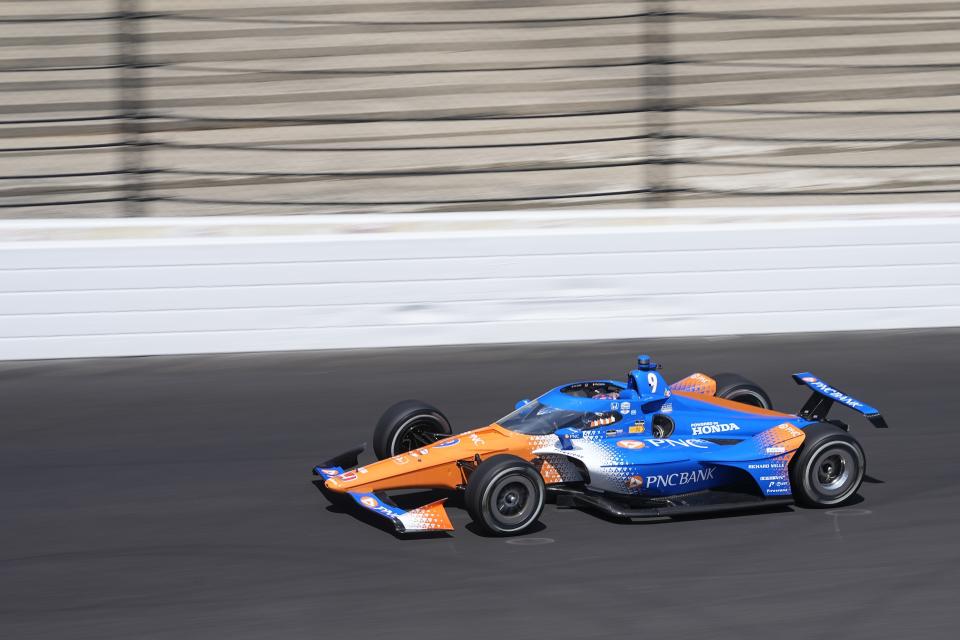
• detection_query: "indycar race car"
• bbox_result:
[312,355,886,536]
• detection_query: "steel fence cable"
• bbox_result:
[156,108,651,125]
[676,11,960,23]
[0,197,127,208]
[157,134,648,153]
[0,142,126,153]
[163,189,653,207]
[0,170,126,181]
[170,59,649,77]
[681,187,960,197]
[0,64,129,73]
[156,11,652,27]
[679,58,960,70]
[156,160,647,179]
[0,115,126,125]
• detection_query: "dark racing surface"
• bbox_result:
[2,329,959,639]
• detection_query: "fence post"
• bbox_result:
[643,0,672,207]
[116,0,146,216]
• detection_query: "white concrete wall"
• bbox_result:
[1,205,959,360]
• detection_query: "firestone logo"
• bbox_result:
[646,467,716,488]
[360,496,378,508]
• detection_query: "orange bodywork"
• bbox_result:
[324,379,794,496]
[324,425,559,494]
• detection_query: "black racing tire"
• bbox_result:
[711,372,774,410]
[789,423,866,508]
[372,400,452,460]
[465,454,546,536]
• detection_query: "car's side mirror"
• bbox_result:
[555,427,583,450]
[514,399,531,410]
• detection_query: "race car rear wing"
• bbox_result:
[792,372,889,428]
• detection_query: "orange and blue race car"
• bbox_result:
[312,355,887,536]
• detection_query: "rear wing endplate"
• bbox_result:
[792,372,888,428]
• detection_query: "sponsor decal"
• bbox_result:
[660,402,673,414]
[392,455,409,465]
[665,390,671,397]
[777,424,803,438]
[629,421,646,434]
[435,438,460,448]
[802,376,816,383]
[646,438,709,449]
[690,421,740,436]
[808,380,863,409]
[627,475,644,489]
[359,496,400,519]
[468,433,485,446]
[357,466,368,474]
[605,428,622,437]
[620,401,632,412]
[645,466,716,489]
[338,471,358,482]
[766,446,787,455]
[319,468,339,476]
[616,439,646,450]
[417,449,429,456]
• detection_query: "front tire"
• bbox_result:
[372,400,452,460]
[465,455,545,536]
[711,372,773,409]
[790,424,865,507]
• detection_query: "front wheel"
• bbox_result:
[465,455,546,536]
[372,400,452,460]
[790,424,865,507]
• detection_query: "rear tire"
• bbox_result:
[711,372,773,410]
[465,455,545,536]
[790,424,865,507]
[372,400,452,460]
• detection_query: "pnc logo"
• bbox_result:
[616,440,646,450]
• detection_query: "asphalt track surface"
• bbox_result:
[3,329,959,639]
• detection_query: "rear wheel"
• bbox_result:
[372,400,452,460]
[711,372,773,410]
[790,424,865,507]
[465,455,546,536]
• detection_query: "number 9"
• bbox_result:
[647,372,658,393]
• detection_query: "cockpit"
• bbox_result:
[497,400,623,436]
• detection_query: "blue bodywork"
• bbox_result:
[519,356,882,499]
